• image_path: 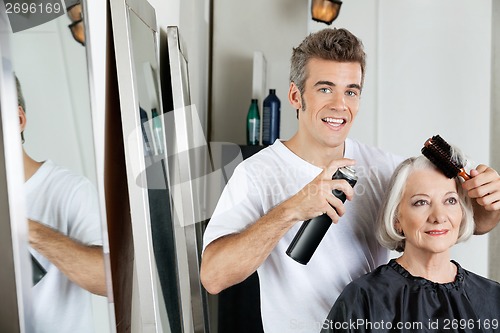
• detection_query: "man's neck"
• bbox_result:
[283,133,345,169]
[23,149,43,181]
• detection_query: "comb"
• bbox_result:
[421,135,471,180]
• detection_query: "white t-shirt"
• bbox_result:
[24,160,103,333]
[203,138,404,333]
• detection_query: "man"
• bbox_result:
[17,76,106,333]
[200,28,500,332]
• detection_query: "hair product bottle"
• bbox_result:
[262,89,280,145]
[286,166,358,264]
[247,99,260,145]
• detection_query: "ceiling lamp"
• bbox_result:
[311,0,342,25]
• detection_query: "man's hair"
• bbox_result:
[15,75,26,112]
[289,28,366,96]
[376,154,474,252]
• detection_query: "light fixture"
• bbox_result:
[66,1,85,46]
[311,0,342,25]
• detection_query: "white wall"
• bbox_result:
[211,0,309,144]
[212,0,493,277]
[489,1,500,283]
[311,0,492,277]
[377,0,491,277]
[149,0,211,133]
[308,0,380,145]
[12,17,96,184]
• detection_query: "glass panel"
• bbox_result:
[9,2,113,332]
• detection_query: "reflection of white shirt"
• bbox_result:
[203,139,404,333]
[24,160,103,333]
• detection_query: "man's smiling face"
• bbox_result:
[290,58,362,151]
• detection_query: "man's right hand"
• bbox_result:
[284,158,356,224]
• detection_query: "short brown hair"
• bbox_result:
[289,28,366,96]
[15,75,26,112]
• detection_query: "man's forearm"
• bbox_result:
[29,220,107,296]
[200,201,299,294]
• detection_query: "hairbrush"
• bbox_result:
[421,135,471,180]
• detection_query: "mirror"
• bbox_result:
[208,1,495,332]
[161,26,211,333]
[110,0,212,331]
[110,0,184,331]
[6,1,114,332]
[0,8,33,331]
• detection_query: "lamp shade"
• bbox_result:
[311,0,342,25]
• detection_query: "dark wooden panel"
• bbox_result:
[105,9,133,331]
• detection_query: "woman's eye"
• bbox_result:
[446,197,458,205]
[413,200,428,206]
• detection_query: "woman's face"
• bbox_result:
[396,167,463,255]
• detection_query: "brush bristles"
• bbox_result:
[421,135,462,179]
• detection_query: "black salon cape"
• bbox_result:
[321,259,500,333]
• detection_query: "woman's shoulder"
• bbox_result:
[461,265,500,291]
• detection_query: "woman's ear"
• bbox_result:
[394,218,403,235]
[288,82,303,110]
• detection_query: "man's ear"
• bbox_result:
[18,105,27,132]
[288,82,303,110]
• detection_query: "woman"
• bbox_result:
[321,154,500,332]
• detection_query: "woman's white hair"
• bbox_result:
[376,150,475,252]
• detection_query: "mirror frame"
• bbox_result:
[160,26,210,333]
[109,0,181,331]
[0,0,115,331]
[0,0,116,333]
[0,7,33,332]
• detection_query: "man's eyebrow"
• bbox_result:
[314,81,362,91]
[347,83,362,91]
[314,80,334,87]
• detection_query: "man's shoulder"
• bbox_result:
[348,137,402,159]
[35,160,93,192]
[235,140,301,170]
[347,138,405,172]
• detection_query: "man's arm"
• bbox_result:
[463,165,500,234]
[201,201,297,294]
[29,220,107,296]
[200,159,355,294]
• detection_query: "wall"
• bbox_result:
[376,0,491,277]
[11,18,96,184]
[211,0,309,144]
[149,0,211,134]
[212,0,494,277]
[489,0,500,283]
[308,0,379,145]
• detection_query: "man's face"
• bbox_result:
[291,58,362,151]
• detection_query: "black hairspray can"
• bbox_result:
[286,166,357,264]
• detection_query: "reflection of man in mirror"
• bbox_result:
[200,28,500,333]
[66,0,85,46]
[16,75,105,333]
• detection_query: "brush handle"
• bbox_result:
[459,169,471,181]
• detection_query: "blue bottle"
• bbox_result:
[262,89,280,145]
